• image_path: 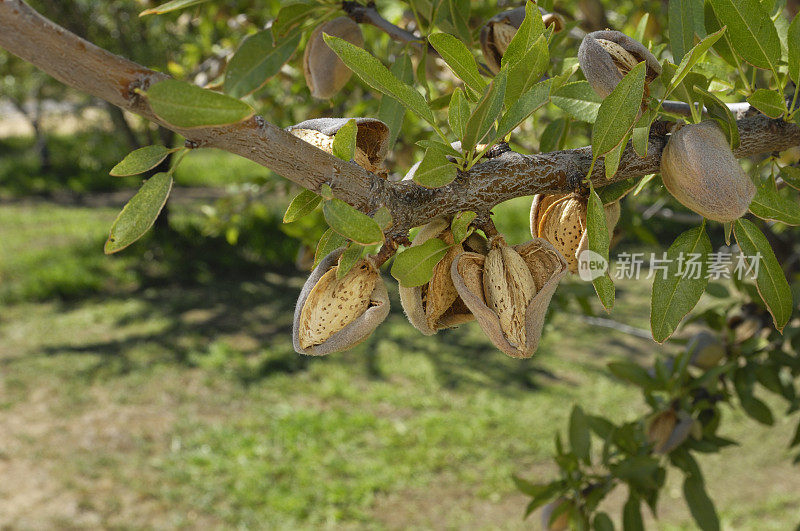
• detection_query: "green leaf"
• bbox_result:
[272,1,320,37]
[448,88,469,140]
[789,13,800,84]
[104,172,173,254]
[462,70,507,153]
[504,35,549,107]
[284,189,322,223]
[501,2,545,69]
[592,62,646,158]
[323,34,435,125]
[593,512,614,531]
[378,53,414,148]
[331,118,357,161]
[145,79,254,128]
[632,110,653,157]
[587,184,614,310]
[734,218,793,331]
[665,27,726,96]
[337,242,364,279]
[416,140,462,159]
[604,132,629,179]
[623,495,645,531]
[704,3,738,68]
[683,474,720,531]
[669,0,704,63]
[323,198,384,245]
[747,89,786,118]
[495,80,551,141]
[140,0,210,16]
[779,166,800,190]
[598,177,640,204]
[539,118,568,153]
[569,406,591,463]
[438,0,472,45]
[224,30,301,98]
[749,179,800,225]
[694,86,740,148]
[608,361,658,390]
[391,238,450,287]
[651,225,712,343]
[428,33,487,94]
[551,81,603,123]
[413,149,458,188]
[635,14,650,42]
[707,0,780,71]
[451,211,476,243]
[373,206,393,231]
[314,229,347,268]
[110,145,171,176]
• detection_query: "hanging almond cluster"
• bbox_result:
[530,193,621,274]
[578,30,661,111]
[479,6,565,75]
[303,17,363,99]
[660,121,755,222]
[287,117,390,176]
[293,248,390,356]
[399,217,489,335]
[451,236,567,358]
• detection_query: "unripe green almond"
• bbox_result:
[661,121,756,223]
[304,17,363,100]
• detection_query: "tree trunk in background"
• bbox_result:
[105,102,143,152]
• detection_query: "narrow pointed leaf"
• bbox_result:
[140,0,209,16]
[323,198,384,245]
[331,118,357,161]
[694,86,739,148]
[504,35,549,107]
[669,0,704,63]
[496,80,551,141]
[501,2,545,68]
[104,172,173,254]
[789,13,800,84]
[284,189,321,223]
[462,70,507,153]
[110,146,171,176]
[551,81,603,123]
[273,1,320,37]
[749,179,800,225]
[428,33,487,94]
[683,474,720,531]
[337,242,364,279]
[451,211,476,243]
[146,79,254,128]
[448,88,469,140]
[651,226,712,343]
[569,406,591,463]
[592,62,646,158]
[734,218,793,331]
[391,238,450,287]
[604,132,630,179]
[314,229,347,268]
[666,28,726,96]
[379,53,414,147]
[779,166,800,190]
[707,0,780,70]
[224,30,301,98]
[323,34,435,125]
[587,184,614,310]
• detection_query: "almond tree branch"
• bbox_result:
[2,0,800,241]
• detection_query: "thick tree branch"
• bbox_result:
[2,0,799,240]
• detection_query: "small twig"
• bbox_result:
[343,1,426,51]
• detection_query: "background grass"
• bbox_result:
[1,138,799,529]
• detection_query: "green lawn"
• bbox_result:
[1,153,799,528]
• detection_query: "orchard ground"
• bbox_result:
[1,134,799,528]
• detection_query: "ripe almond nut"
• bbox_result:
[480,6,565,75]
[287,117,390,176]
[451,237,568,358]
[531,193,620,274]
[293,248,389,355]
[304,17,363,99]
[661,121,756,222]
[578,30,661,108]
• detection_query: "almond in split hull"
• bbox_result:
[297,260,378,349]
[483,244,538,348]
